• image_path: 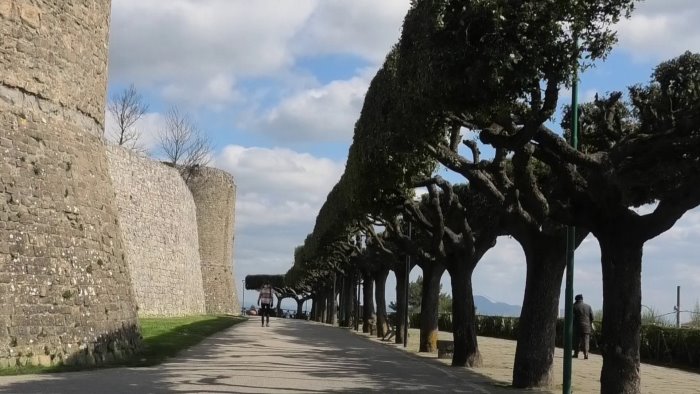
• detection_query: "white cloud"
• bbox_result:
[108,1,409,111]
[109,0,317,107]
[245,76,369,143]
[616,1,700,61]
[291,0,411,63]
[213,145,345,293]
[215,145,345,208]
[161,73,241,110]
[472,236,528,306]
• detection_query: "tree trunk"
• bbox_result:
[394,264,407,344]
[327,279,338,325]
[512,234,566,388]
[315,293,325,322]
[296,299,304,318]
[599,232,643,394]
[420,262,445,352]
[449,260,481,367]
[375,268,389,338]
[337,274,345,325]
[362,271,376,333]
[340,273,354,327]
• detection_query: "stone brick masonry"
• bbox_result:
[187,168,240,315]
[0,0,141,367]
[106,146,206,317]
[0,0,240,369]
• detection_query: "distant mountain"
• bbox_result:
[475,295,521,317]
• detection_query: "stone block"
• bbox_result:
[0,0,12,19]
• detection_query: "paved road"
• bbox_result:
[0,319,510,393]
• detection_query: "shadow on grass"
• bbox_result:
[132,315,246,367]
[0,315,246,376]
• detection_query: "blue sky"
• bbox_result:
[106,0,700,320]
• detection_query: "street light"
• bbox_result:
[404,221,411,348]
[563,32,580,394]
[356,277,361,332]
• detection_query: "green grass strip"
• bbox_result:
[0,315,245,376]
[135,315,245,366]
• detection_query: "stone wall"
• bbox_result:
[0,0,141,367]
[106,146,206,317]
[187,168,240,314]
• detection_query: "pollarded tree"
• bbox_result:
[388,0,636,388]
[406,178,504,366]
[373,212,443,350]
[363,233,396,338]
[286,48,437,340]
[479,52,700,393]
[433,125,589,386]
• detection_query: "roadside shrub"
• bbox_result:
[436,314,700,371]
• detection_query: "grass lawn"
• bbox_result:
[0,315,245,376]
[135,315,245,366]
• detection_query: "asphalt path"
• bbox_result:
[0,318,511,393]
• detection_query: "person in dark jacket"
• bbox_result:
[573,294,594,359]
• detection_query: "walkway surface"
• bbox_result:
[0,318,698,393]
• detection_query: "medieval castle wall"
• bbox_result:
[187,168,240,315]
[105,146,206,317]
[0,1,240,368]
[0,0,141,367]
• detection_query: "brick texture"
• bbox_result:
[0,0,141,367]
[187,168,240,314]
[106,146,206,317]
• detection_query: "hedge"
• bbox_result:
[413,313,700,371]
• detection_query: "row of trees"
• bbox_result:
[244,274,313,318]
[106,84,212,177]
[279,1,699,393]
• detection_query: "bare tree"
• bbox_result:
[107,84,149,151]
[158,106,212,179]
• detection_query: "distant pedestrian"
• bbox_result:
[573,294,594,359]
[257,283,275,327]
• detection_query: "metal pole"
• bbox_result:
[242,280,245,314]
[563,33,580,394]
[404,221,411,348]
[677,286,681,328]
[356,276,361,331]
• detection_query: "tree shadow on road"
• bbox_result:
[0,319,543,393]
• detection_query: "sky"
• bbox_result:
[106,0,700,320]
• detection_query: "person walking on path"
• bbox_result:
[573,293,594,359]
[258,283,275,327]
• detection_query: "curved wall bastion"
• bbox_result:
[105,146,206,317]
[186,168,240,315]
[0,0,141,367]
